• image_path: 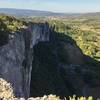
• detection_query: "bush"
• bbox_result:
[0,19,9,46]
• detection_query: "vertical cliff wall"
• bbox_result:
[0,22,50,98]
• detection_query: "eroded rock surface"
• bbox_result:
[0,78,15,100]
[0,22,50,98]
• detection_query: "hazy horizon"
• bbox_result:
[0,0,100,13]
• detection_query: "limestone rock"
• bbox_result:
[0,78,15,100]
[0,22,50,98]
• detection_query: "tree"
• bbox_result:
[0,19,9,46]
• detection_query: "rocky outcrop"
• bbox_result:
[0,78,15,100]
[0,22,50,98]
[25,95,59,100]
[0,78,59,100]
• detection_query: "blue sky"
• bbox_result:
[0,0,100,13]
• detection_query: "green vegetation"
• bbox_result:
[47,17,100,61]
[0,14,26,32]
[0,19,9,46]
[0,14,26,46]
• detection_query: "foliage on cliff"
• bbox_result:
[0,14,26,46]
[48,18,100,62]
[0,14,26,32]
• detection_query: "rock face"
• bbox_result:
[0,78,59,100]
[0,22,50,98]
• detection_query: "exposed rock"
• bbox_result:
[0,78,15,100]
[0,78,59,100]
[27,95,59,100]
[0,22,50,98]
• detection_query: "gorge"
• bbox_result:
[0,21,100,99]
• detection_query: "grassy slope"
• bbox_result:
[47,17,100,61]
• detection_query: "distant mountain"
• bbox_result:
[0,8,79,17]
[80,12,100,18]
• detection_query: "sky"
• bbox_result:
[0,0,100,13]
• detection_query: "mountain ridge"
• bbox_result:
[0,8,80,17]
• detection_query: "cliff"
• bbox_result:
[0,22,50,98]
[0,21,100,99]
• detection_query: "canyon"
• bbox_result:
[0,22,100,99]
